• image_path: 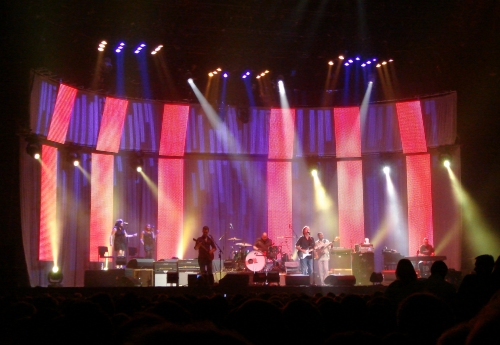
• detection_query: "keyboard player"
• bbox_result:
[417,238,435,277]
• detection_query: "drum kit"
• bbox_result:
[227,237,288,272]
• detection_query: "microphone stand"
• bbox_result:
[211,235,224,282]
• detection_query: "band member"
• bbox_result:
[140,224,158,259]
[194,225,216,285]
[315,232,332,285]
[296,226,315,276]
[417,238,435,277]
[253,232,273,252]
[110,219,137,268]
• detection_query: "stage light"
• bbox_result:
[208,72,213,77]
[223,73,228,78]
[136,166,142,172]
[116,42,125,53]
[151,44,163,54]
[383,166,390,174]
[389,59,394,62]
[48,266,63,287]
[265,70,269,74]
[355,57,360,61]
[246,72,250,76]
[444,160,451,168]
[98,41,107,52]
[187,78,193,83]
[348,59,353,63]
[26,136,41,159]
[217,68,221,72]
[256,75,261,79]
[361,63,366,67]
[261,73,265,76]
[376,64,381,68]
[339,55,345,60]
[311,169,318,177]
[344,63,349,66]
[382,61,387,65]
[373,58,377,61]
[328,61,334,65]
[242,75,247,79]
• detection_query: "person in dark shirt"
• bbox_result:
[418,238,435,277]
[194,225,216,285]
[253,232,273,253]
[140,224,158,259]
[296,226,315,277]
[110,219,137,268]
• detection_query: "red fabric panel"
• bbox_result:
[396,101,428,154]
[268,108,296,159]
[334,107,362,158]
[39,145,58,261]
[159,104,190,156]
[96,97,129,153]
[337,160,365,249]
[47,84,77,144]
[406,154,434,255]
[267,161,293,254]
[89,154,114,261]
[157,158,184,259]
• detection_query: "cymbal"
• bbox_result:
[228,237,241,241]
[235,242,252,247]
[278,236,293,238]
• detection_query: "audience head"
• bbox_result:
[395,259,417,283]
[474,255,494,275]
[431,260,448,278]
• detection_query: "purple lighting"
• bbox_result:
[344,63,349,66]
[223,73,228,78]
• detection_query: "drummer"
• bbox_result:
[253,232,273,254]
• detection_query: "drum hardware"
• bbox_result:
[235,242,252,247]
[228,237,241,241]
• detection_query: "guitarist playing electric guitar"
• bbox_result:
[194,225,217,285]
[295,226,315,277]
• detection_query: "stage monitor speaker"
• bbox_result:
[219,273,250,287]
[117,276,141,287]
[324,275,356,287]
[126,258,155,269]
[187,273,211,287]
[116,256,127,266]
[285,274,310,286]
[84,269,125,287]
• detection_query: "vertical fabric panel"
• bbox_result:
[157,159,184,259]
[39,145,58,261]
[337,160,365,249]
[334,107,362,158]
[406,154,433,255]
[89,154,114,261]
[396,101,428,154]
[268,108,296,159]
[267,162,293,254]
[159,104,190,156]
[96,97,129,153]
[47,84,78,143]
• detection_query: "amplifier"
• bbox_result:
[154,259,178,272]
[178,258,199,271]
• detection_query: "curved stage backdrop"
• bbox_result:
[22,73,460,287]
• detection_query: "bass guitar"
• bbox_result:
[193,238,216,260]
[314,242,334,259]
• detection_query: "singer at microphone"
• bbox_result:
[295,225,315,277]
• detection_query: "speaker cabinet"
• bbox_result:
[219,273,250,287]
[127,258,155,269]
[285,274,310,286]
[352,252,374,285]
[324,275,356,286]
[84,269,125,287]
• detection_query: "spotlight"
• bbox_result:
[151,44,163,55]
[361,63,366,67]
[382,61,387,65]
[443,160,451,168]
[389,59,394,62]
[355,57,360,61]
[223,73,228,78]
[130,152,144,173]
[348,59,353,63]
[136,166,142,172]
[376,64,381,68]
[344,63,349,66]
[187,78,193,83]
[98,40,107,52]
[217,68,221,72]
[366,61,371,65]
[26,135,41,159]
[208,72,213,77]
[311,169,318,177]
[48,266,63,287]
[116,42,125,53]
[439,152,452,168]
[328,61,334,66]
[383,166,390,174]
[339,55,345,60]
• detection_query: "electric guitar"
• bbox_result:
[298,248,314,259]
[193,238,216,260]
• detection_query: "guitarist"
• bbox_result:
[295,226,315,277]
[315,232,332,285]
[194,225,216,285]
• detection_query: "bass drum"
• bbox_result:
[245,250,266,271]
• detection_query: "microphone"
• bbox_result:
[123,222,129,225]
[219,234,225,241]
